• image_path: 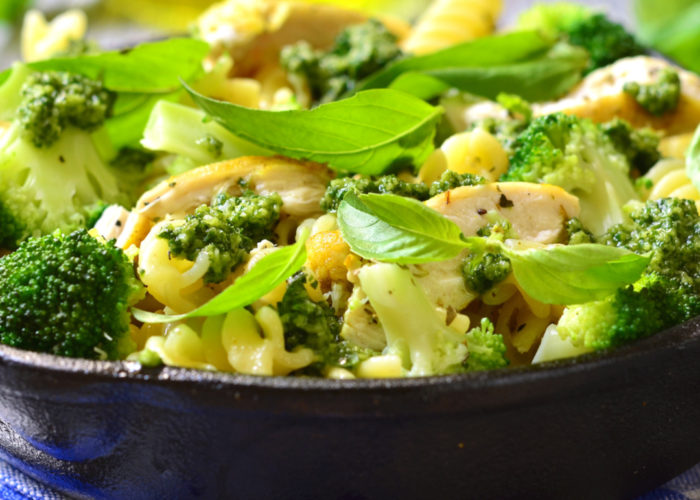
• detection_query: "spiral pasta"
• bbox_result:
[402,0,502,55]
[644,158,700,210]
[418,128,510,183]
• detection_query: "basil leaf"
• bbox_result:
[421,44,588,101]
[355,31,553,92]
[503,244,650,305]
[336,193,467,263]
[686,123,700,192]
[0,38,209,93]
[132,229,309,324]
[186,85,442,175]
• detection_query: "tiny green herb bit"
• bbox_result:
[599,118,661,174]
[17,71,115,148]
[0,229,145,360]
[281,19,403,104]
[623,68,681,116]
[158,191,282,284]
[279,273,371,375]
[496,92,533,121]
[195,135,224,158]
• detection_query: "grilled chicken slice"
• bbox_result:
[136,156,332,221]
[426,182,580,244]
[534,56,700,134]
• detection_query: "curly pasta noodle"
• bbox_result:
[475,274,563,363]
[402,0,502,55]
[644,158,700,210]
[138,221,216,314]
[138,307,314,376]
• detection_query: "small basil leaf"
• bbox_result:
[132,228,309,324]
[185,85,442,175]
[336,192,467,263]
[356,31,553,92]
[0,38,209,93]
[686,123,700,192]
[502,243,650,305]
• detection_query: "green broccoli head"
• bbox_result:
[464,318,509,371]
[17,71,115,148]
[321,174,430,213]
[321,171,485,213]
[462,250,511,295]
[566,13,647,73]
[517,5,646,73]
[0,229,145,359]
[565,217,595,245]
[558,198,700,350]
[279,273,371,375]
[599,118,661,175]
[281,19,403,104]
[623,68,681,116]
[158,190,282,284]
[428,170,485,197]
[0,66,127,248]
[501,112,638,235]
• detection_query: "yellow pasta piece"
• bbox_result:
[356,355,403,378]
[402,0,501,55]
[222,308,276,375]
[660,132,695,159]
[255,306,315,375]
[21,9,87,62]
[439,128,509,181]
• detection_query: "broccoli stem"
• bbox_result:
[141,100,267,165]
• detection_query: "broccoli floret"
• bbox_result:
[517,5,646,73]
[321,174,430,213]
[558,198,700,350]
[462,251,511,295]
[464,318,509,371]
[358,263,469,376]
[17,71,115,148]
[428,170,485,197]
[599,118,661,175]
[565,217,595,245]
[321,171,484,213]
[500,112,639,235]
[566,14,647,73]
[496,92,533,122]
[623,68,681,116]
[477,117,530,157]
[157,191,282,284]
[280,274,371,375]
[281,19,403,104]
[0,229,145,359]
[0,65,128,248]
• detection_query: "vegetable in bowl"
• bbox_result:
[0,0,698,379]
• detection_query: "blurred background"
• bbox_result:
[0,0,697,72]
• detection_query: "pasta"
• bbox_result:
[644,158,700,210]
[402,0,502,54]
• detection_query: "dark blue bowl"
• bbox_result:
[0,317,698,499]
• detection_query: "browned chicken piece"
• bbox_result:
[534,56,700,134]
[135,156,333,221]
[197,0,409,77]
[426,182,580,244]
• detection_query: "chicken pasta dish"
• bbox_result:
[0,0,698,378]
